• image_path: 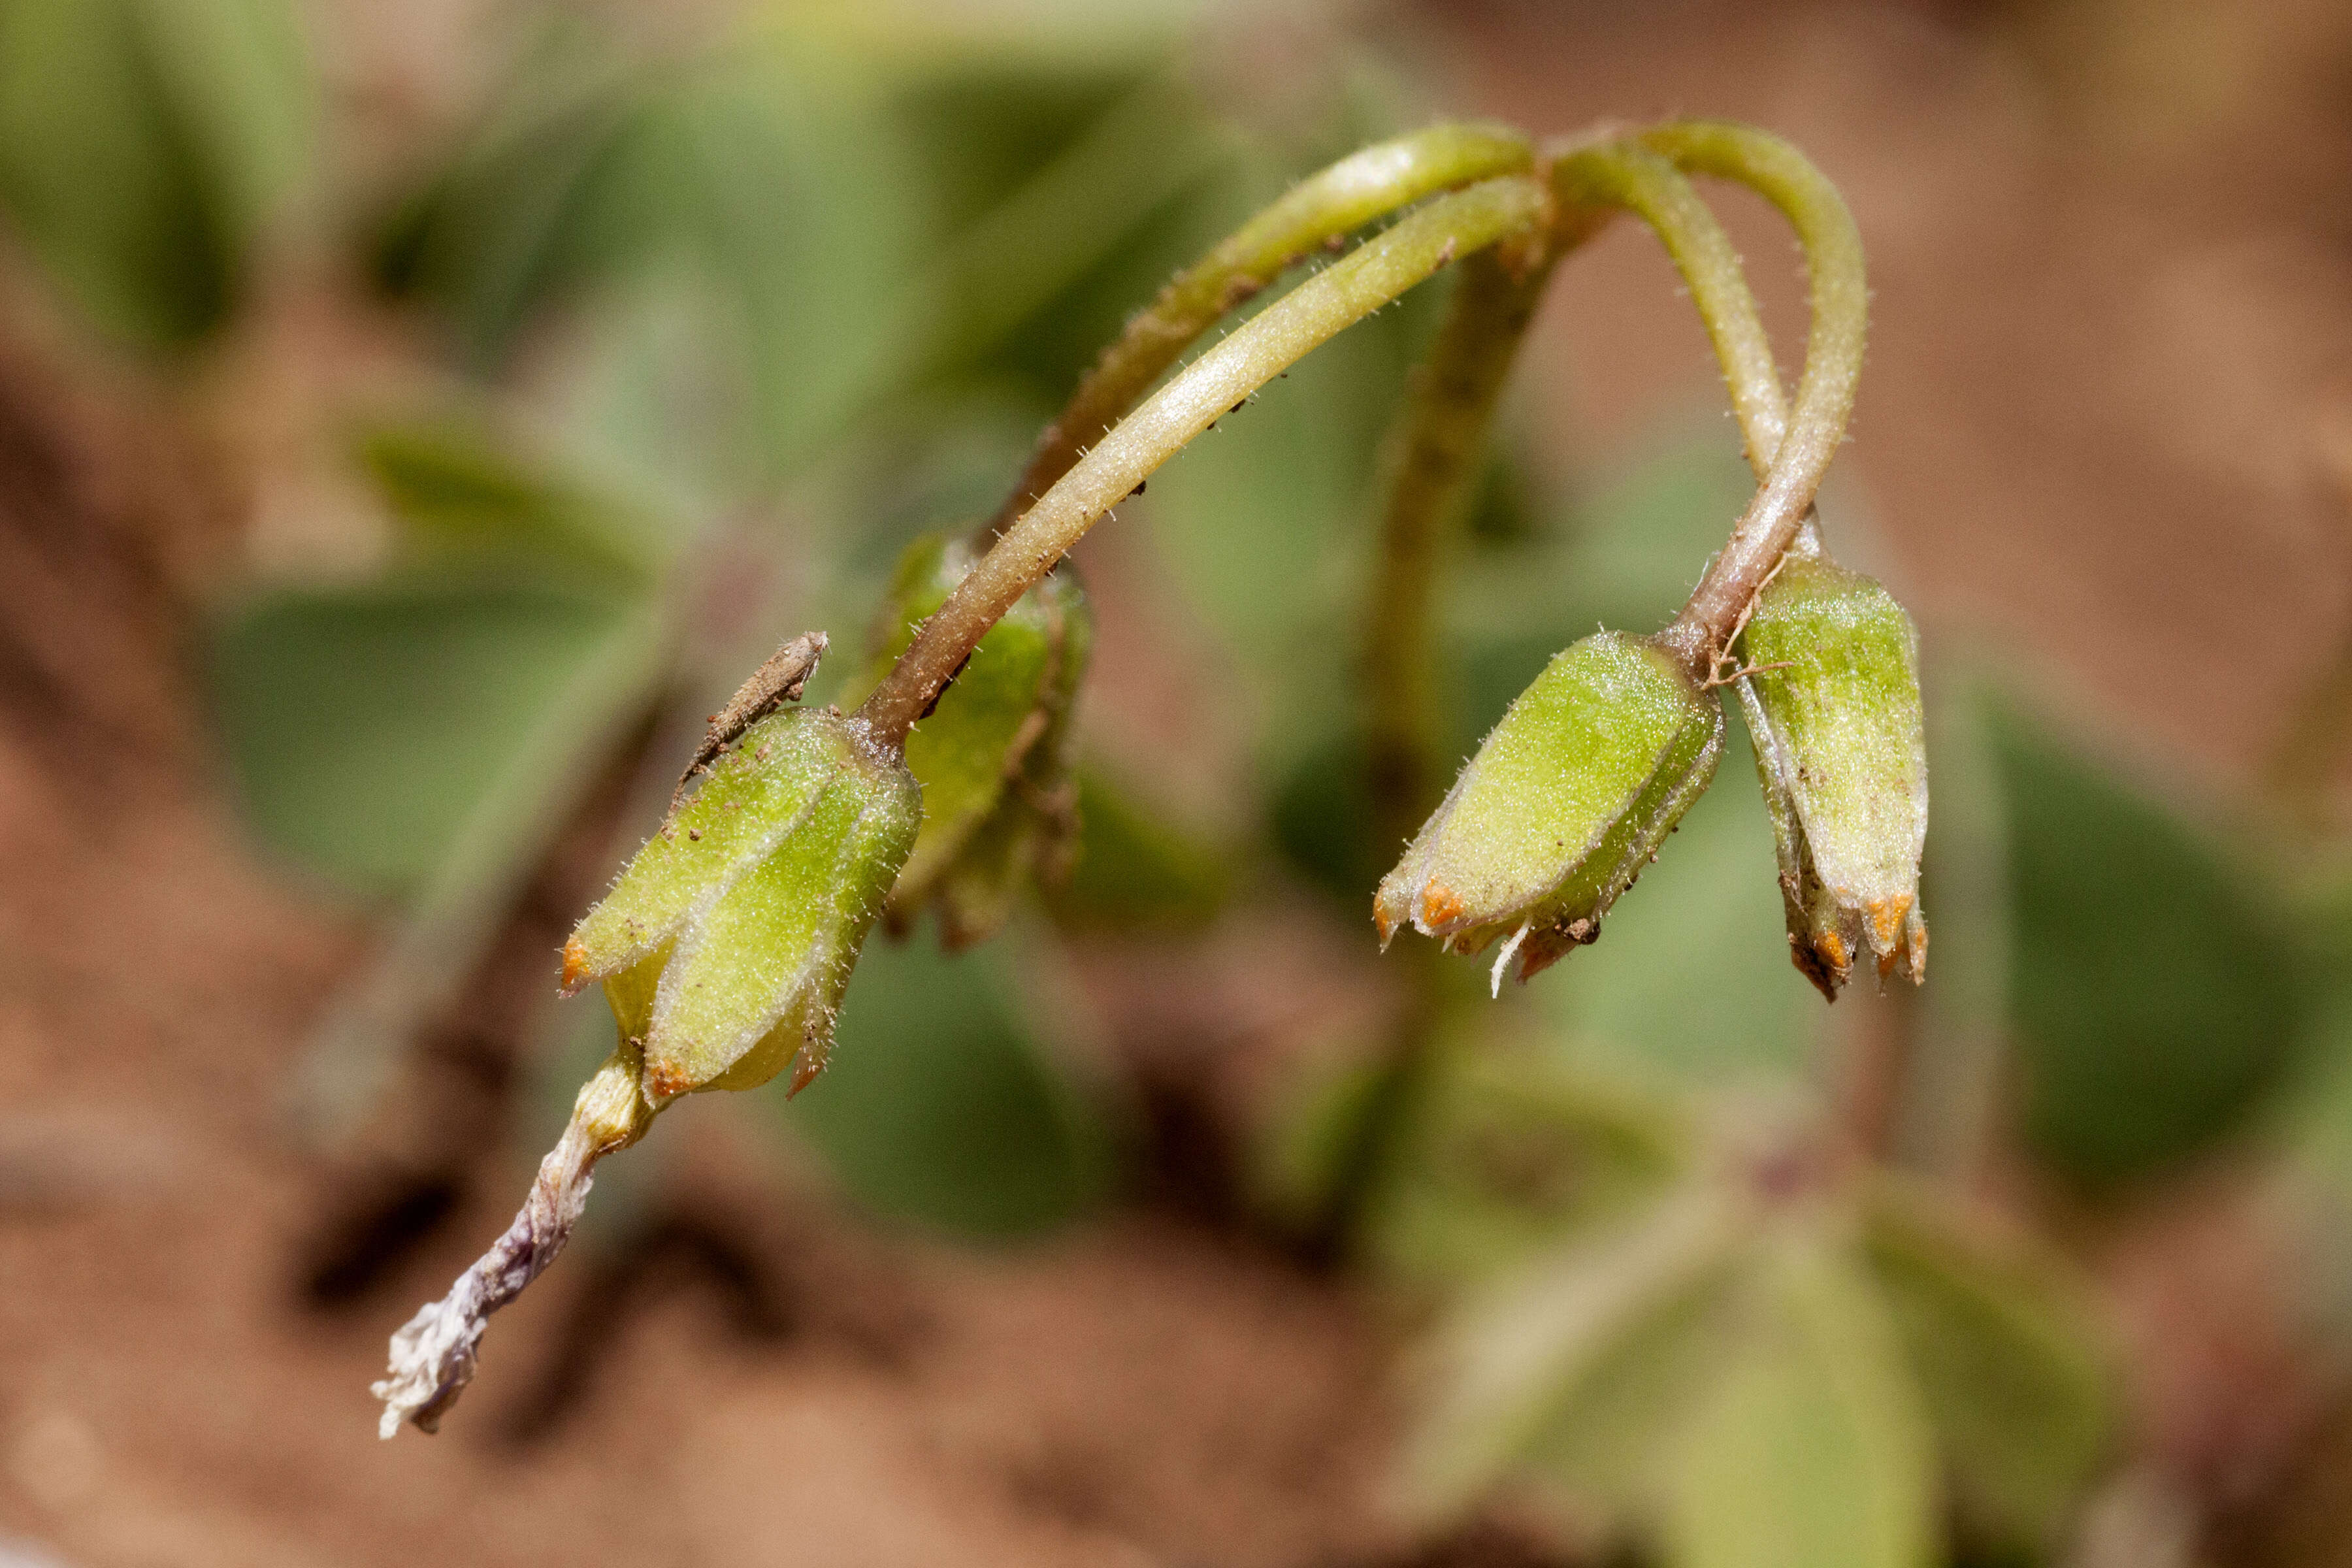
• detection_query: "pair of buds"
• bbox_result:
[558,536,1088,1108]
[1376,543,1928,1000]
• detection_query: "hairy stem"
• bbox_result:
[1637,122,1867,670]
[977,123,1534,542]
[1548,137,1789,471]
[859,174,1552,748]
[1549,136,1828,572]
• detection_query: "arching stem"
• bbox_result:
[858,174,1554,749]
[975,123,1534,544]
[1636,122,1868,671]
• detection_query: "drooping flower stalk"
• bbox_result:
[376,116,1894,1435]
[1324,135,1848,1247]
[1639,122,1869,670]
[976,123,1535,543]
[857,173,1553,747]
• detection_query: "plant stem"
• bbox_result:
[1548,137,1789,472]
[1637,122,1867,671]
[976,123,1535,543]
[858,174,1552,749]
[1547,137,1826,563]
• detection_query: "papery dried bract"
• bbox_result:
[1375,632,1723,985]
[860,532,1090,948]
[1736,553,1928,998]
[564,706,919,1103]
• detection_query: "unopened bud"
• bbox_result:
[1735,553,1928,998]
[1375,631,1723,989]
[860,533,1090,949]
[564,704,921,1103]
[378,650,919,1439]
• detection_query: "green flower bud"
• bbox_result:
[860,532,1090,949]
[1375,631,1724,988]
[1735,552,1929,998]
[562,704,920,1104]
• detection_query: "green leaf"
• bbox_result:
[1352,1049,1689,1287]
[361,423,670,585]
[1529,715,1826,1092]
[1406,1185,1746,1519]
[1860,1179,2115,1546]
[1041,764,1231,934]
[0,0,310,344]
[378,37,925,470]
[1667,1234,1937,1568]
[781,923,1113,1238]
[206,576,647,894]
[1995,706,2304,1185]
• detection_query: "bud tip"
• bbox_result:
[787,1052,825,1098]
[1867,895,1910,957]
[1418,879,1467,930]
[559,936,589,993]
[640,1061,691,1107]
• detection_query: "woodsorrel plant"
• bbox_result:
[374,116,1925,1437]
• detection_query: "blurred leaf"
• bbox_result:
[280,587,666,1143]
[1041,764,1230,934]
[1860,1179,2115,1546]
[379,36,924,470]
[1362,1049,1690,1288]
[1995,706,2303,1185]
[915,74,1237,372]
[1450,434,1756,685]
[1407,1184,1745,1519]
[0,0,310,344]
[1528,717,1824,1092]
[1464,447,1541,547]
[1667,1235,1938,1568]
[361,422,670,585]
[1269,723,1383,904]
[208,575,648,894]
[368,41,632,355]
[782,923,1113,1237]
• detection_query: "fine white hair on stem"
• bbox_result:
[372,1051,649,1438]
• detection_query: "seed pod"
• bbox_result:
[563,704,920,1103]
[859,532,1090,948]
[1735,553,1929,998]
[1376,631,1724,988]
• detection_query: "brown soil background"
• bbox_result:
[6,1,2352,1564]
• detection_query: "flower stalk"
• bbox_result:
[977,123,1534,543]
[856,173,1553,747]
[1639,122,1869,670]
[374,114,1896,1431]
